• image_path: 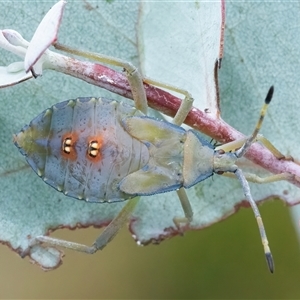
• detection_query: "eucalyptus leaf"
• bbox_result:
[0,1,299,270]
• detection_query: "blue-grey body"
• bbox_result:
[14,97,216,203]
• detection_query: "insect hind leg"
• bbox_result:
[35,197,139,254]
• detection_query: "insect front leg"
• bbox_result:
[222,171,296,184]
[215,133,296,185]
[215,134,293,161]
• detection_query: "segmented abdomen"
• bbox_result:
[14,97,149,202]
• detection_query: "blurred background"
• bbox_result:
[1,200,300,298]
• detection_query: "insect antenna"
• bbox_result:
[234,169,274,273]
[236,86,274,159]
[234,86,275,273]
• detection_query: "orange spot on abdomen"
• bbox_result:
[87,135,103,162]
[61,132,78,161]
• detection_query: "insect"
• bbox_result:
[14,43,292,273]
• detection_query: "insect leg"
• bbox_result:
[144,80,196,228]
[143,77,194,126]
[140,78,195,228]
[54,43,197,124]
[140,79,195,228]
[221,171,295,184]
[173,188,193,230]
[35,197,139,254]
[256,135,294,161]
[54,43,148,114]
[216,134,293,161]
[243,172,296,183]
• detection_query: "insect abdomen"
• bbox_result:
[14,97,149,202]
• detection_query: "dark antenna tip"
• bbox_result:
[265,86,274,105]
[265,252,275,273]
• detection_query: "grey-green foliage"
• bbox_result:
[0,1,298,269]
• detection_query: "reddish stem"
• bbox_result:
[51,55,300,188]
